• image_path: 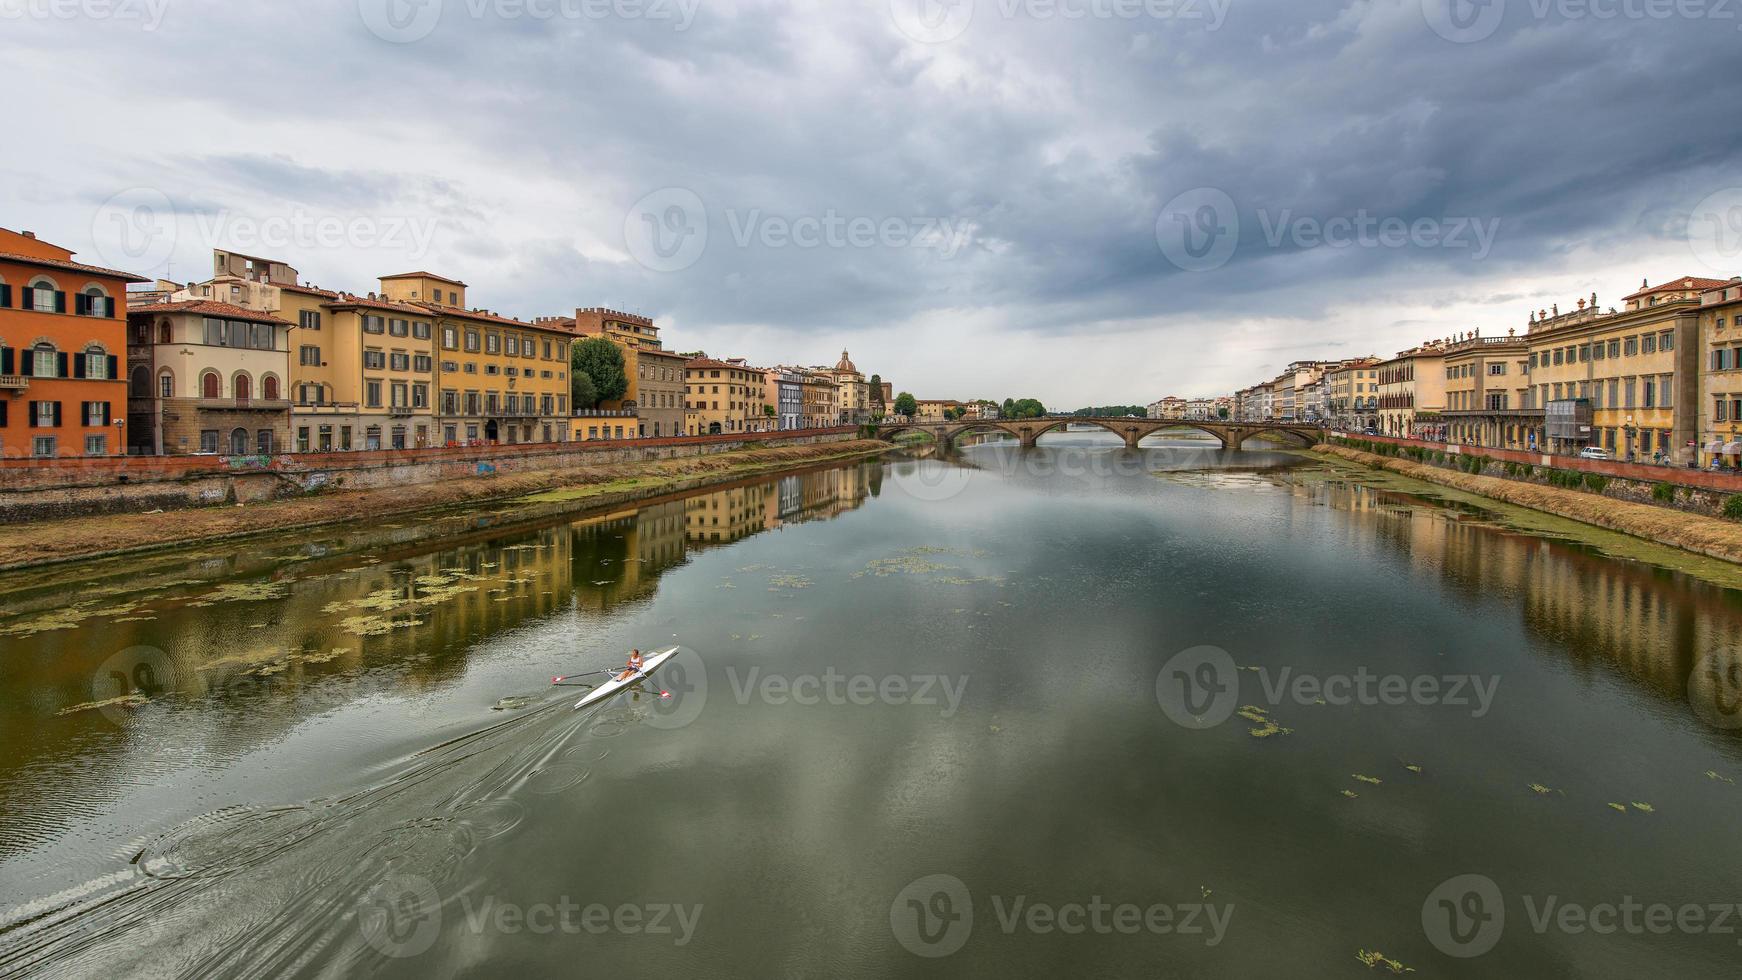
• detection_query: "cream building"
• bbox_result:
[1696,278,1742,468]
[1441,332,1534,450]
[1377,343,1447,439]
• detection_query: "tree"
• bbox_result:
[1005,398,1047,419]
[894,392,918,417]
[869,373,883,402]
[570,337,628,408]
[1217,406,1229,419]
[1002,397,1016,418]
[571,370,598,411]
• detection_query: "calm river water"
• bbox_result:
[3,431,1742,978]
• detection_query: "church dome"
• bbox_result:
[835,349,858,374]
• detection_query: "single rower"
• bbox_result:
[613,649,645,683]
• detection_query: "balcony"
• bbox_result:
[293,401,362,415]
[0,375,26,390]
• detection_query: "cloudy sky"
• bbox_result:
[5,0,1740,406]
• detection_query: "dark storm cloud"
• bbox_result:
[5,0,1741,399]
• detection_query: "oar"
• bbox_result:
[551,669,616,685]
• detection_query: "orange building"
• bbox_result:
[0,228,144,457]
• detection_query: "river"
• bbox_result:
[3,430,1741,978]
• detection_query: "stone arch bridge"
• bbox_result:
[876,417,1325,451]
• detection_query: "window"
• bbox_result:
[486,333,501,354]
[263,376,279,400]
[1488,362,1505,376]
[1643,378,1656,408]
[1642,334,1656,355]
[27,280,60,313]
[1552,349,1564,366]
[1593,343,1606,361]
[33,400,57,426]
[159,372,174,398]
[77,288,111,318]
[1661,331,1675,351]
[392,382,408,408]
[31,344,58,378]
[85,434,106,455]
[414,354,432,373]
[234,374,252,402]
[200,430,219,454]
[1608,340,1620,358]
[84,401,108,425]
[364,350,386,370]
[443,326,459,349]
[83,350,109,379]
[33,437,55,457]
[464,330,480,352]
[363,316,385,334]
[299,310,322,330]
[413,383,429,408]
[390,352,410,372]
[1719,398,1730,423]
[1624,336,1638,356]
[389,318,409,337]
[506,336,519,356]
[366,381,383,408]
[301,345,321,366]
[413,321,431,340]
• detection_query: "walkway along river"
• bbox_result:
[2,431,1741,977]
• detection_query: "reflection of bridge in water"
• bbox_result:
[877,417,1324,450]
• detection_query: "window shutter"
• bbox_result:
[19,287,32,310]
[0,401,7,427]
[54,291,66,314]
[0,347,10,375]
[107,355,119,378]
[28,401,39,427]
[74,293,88,316]
[73,354,86,379]
[19,351,32,377]
[102,402,112,426]
[52,402,62,427]
[57,352,69,378]
[104,296,115,318]
[0,284,10,307]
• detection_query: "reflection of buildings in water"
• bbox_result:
[569,500,688,612]
[684,464,876,547]
[687,482,774,546]
[1314,477,1735,707]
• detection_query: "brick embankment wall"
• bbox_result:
[0,427,862,523]
[1318,443,1742,565]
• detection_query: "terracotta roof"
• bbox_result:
[380,271,468,286]
[1623,276,1731,301]
[323,294,431,315]
[124,300,292,324]
[278,282,341,298]
[409,301,566,332]
[0,250,149,284]
[686,357,763,371]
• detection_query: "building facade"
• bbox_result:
[830,350,871,425]
[126,299,293,455]
[1698,278,1742,468]
[1377,343,1447,439]
[1441,333,1535,450]
[1325,358,1380,431]
[686,357,763,435]
[567,308,686,438]
[0,228,140,458]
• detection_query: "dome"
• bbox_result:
[834,349,858,374]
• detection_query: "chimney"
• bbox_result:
[21,230,35,239]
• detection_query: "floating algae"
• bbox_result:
[769,574,813,590]
[1631,802,1656,813]
[855,556,955,578]
[1404,764,1423,773]
[205,582,288,603]
[1528,783,1561,796]
[1237,705,1292,738]
[1352,774,1383,786]
[1355,949,1414,974]
[1607,803,1627,812]
[56,692,151,716]
[1341,790,1359,799]
[1706,770,1734,784]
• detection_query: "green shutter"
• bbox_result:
[52,402,62,427]
[0,347,10,375]
[53,291,66,314]
[107,355,119,378]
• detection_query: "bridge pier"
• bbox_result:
[1122,430,1142,450]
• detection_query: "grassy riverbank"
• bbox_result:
[1317,444,1742,566]
[0,439,894,573]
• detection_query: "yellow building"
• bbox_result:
[273,285,438,451]
[1377,343,1447,439]
[685,357,764,435]
[1696,278,1742,468]
[1525,278,1713,462]
[1441,333,1533,450]
[915,398,962,423]
[829,350,871,425]
[1324,357,1380,431]
[376,272,573,446]
[565,308,688,438]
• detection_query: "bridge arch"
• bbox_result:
[1231,426,1319,449]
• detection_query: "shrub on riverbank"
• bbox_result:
[1725,495,1742,521]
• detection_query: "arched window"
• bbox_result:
[229,428,249,455]
[261,375,280,401]
[81,344,110,380]
[79,285,111,318]
[26,277,60,313]
[158,370,175,399]
[201,372,220,399]
[158,320,172,344]
[130,365,149,397]
[234,373,252,402]
[31,343,58,378]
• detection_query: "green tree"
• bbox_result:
[1006,398,1047,419]
[894,392,918,417]
[1002,397,1016,418]
[869,374,883,401]
[571,369,598,411]
[570,337,628,408]
[1217,406,1229,419]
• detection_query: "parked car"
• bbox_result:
[1577,447,1612,460]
